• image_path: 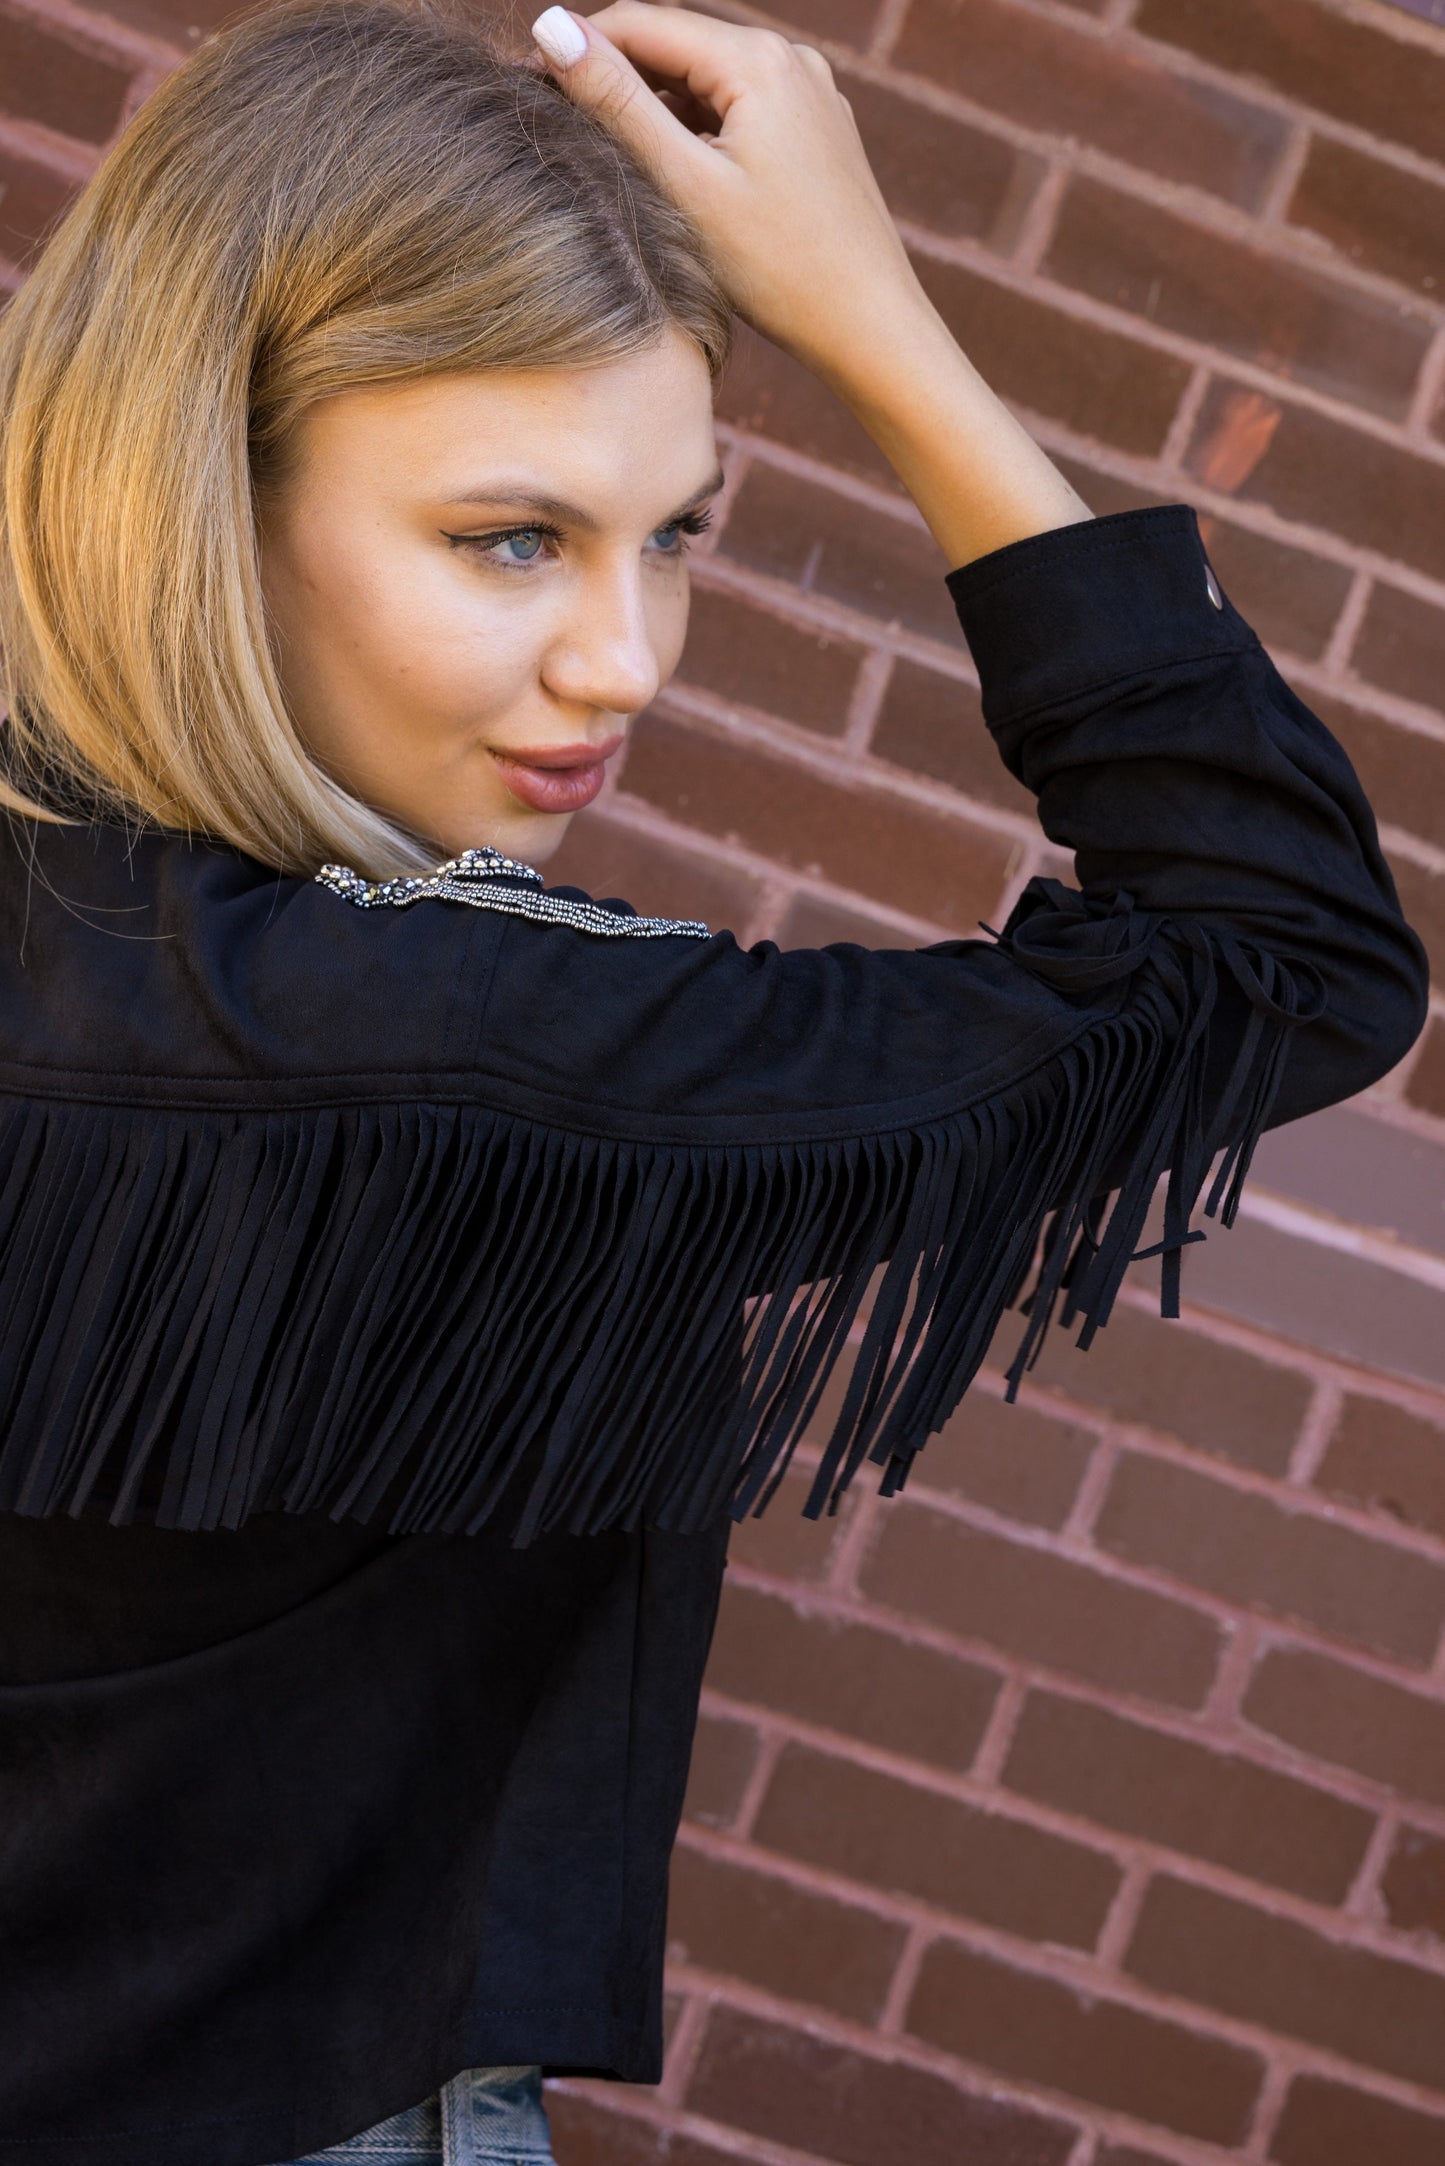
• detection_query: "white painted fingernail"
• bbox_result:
[531,7,587,66]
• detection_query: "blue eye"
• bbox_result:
[495,529,546,564]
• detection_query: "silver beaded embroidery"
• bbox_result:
[315,845,710,940]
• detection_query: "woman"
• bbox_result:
[0,1,1426,2162]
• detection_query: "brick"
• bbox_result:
[1406,1017,1445,1120]
[913,1387,1096,1529]
[905,1938,1264,2143]
[895,0,1286,210]
[1185,380,1445,581]
[864,1503,1224,1706]
[619,711,1014,935]
[1097,2150,1177,2166]
[719,462,961,643]
[1309,693,1445,856]
[705,1581,1001,1770]
[1135,0,1445,172]
[1046,177,1431,420]
[869,657,1036,816]
[1002,1296,1311,1475]
[0,14,132,143]
[681,1713,758,1832]
[727,1455,862,1581]
[1352,585,1445,717]
[545,808,759,936]
[1126,1873,1445,2092]
[677,582,866,738]
[1271,2074,1445,2166]
[667,1845,905,2022]
[910,250,1192,458]
[1289,138,1445,305]
[1095,1451,1445,1666]
[775,891,917,949]
[717,324,898,491]
[1380,1823,1445,1943]
[685,2004,1078,2166]
[0,146,77,272]
[748,0,883,47]
[1003,1690,1375,1901]
[544,2094,739,2166]
[754,1741,1121,1944]
[1253,1103,1445,1263]
[1389,852,1445,987]
[1316,1394,1445,1546]
[842,70,1044,251]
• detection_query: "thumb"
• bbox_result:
[529,9,708,192]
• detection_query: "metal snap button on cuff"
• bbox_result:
[1204,563,1224,609]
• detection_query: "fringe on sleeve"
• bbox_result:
[0,884,1325,1545]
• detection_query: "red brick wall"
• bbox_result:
[6,0,1445,2160]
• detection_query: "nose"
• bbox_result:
[541,559,663,719]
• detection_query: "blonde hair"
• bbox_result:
[0,0,734,877]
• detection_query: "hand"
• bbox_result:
[527,4,927,381]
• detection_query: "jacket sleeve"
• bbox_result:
[434,503,1425,1541]
[6,509,1423,1547]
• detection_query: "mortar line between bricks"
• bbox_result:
[1058,1429,1121,1545]
[1236,1162,1445,1287]
[840,646,894,757]
[1318,567,1373,677]
[697,1628,1445,1854]
[1239,2058,1293,2164]
[712,0,1445,205]
[1006,157,1069,277]
[1406,321,1445,439]
[1254,117,1313,227]
[1064,2131,1098,2166]
[0,110,102,184]
[1117,11,1445,180]
[997,1281,1445,1489]
[653,1988,710,2110]
[863,0,911,64]
[723,416,1445,614]
[666,1933,1445,2125]
[1284,1379,1346,1488]
[546,2081,839,2166]
[1201,1615,1262,1725]
[1,0,181,75]
[590,793,975,947]
[898,220,1445,439]
[740,875,802,947]
[635,689,1048,854]
[1157,364,1213,472]
[701,1591,1445,1831]
[1343,1805,1400,1922]
[689,542,982,675]
[1092,1854,1154,1971]
[727,1724,785,1845]
[874,1916,932,2036]
[660,1957,1445,2155]
[966,1672,1028,1786]
[909,1422,1445,1585]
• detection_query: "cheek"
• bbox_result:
[327,541,537,722]
[649,581,692,682]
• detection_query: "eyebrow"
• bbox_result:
[444,466,727,531]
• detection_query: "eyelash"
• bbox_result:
[447,507,714,570]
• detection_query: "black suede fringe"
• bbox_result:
[0,885,1325,1544]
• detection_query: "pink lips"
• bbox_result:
[488,733,624,815]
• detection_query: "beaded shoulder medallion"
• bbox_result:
[315,845,710,941]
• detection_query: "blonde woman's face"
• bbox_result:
[257,330,721,866]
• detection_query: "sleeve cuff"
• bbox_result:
[944,503,1258,729]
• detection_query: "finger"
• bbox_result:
[580,1,786,114]
[529,8,714,180]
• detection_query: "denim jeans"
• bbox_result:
[280,2064,554,2164]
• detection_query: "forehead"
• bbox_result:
[293,330,717,512]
